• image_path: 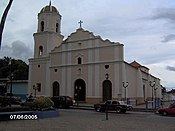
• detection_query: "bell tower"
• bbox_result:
[33,2,63,58]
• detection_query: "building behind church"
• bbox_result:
[28,3,162,104]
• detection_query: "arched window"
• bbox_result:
[56,23,59,32]
[39,46,43,56]
[41,21,44,32]
[78,57,82,64]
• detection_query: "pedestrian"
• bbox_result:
[160,98,163,107]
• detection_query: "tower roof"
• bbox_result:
[40,1,59,13]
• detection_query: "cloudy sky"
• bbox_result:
[0,0,175,90]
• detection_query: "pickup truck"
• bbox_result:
[94,100,127,113]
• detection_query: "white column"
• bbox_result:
[61,67,66,95]
[137,69,143,97]
[67,44,72,64]
[122,63,128,98]
[94,40,100,97]
[45,61,50,96]
[114,63,119,98]
[62,52,66,65]
[67,67,72,96]
[88,65,93,96]
[95,65,100,97]
[88,40,93,96]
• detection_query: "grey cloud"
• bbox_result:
[150,8,175,43]
[0,40,32,63]
[166,66,175,71]
[161,34,175,42]
[151,8,175,22]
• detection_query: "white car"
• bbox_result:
[119,101,133,111]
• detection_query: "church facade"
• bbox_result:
[28,3,162,104]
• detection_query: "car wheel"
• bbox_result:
[162,111,168,116]
[116,108,122,113]
[96,107,101,112]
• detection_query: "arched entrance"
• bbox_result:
[103,80,112,101]
[74,79,86,102]
[53,81,59,97]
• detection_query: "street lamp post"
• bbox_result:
[149,81,156,108]
[122,82,129,102]
[33,85,38,97]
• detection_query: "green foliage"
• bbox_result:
[0,56,29,80]
[33,96,54,109]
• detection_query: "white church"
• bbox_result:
[28,2,162,104]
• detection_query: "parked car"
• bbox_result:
[94,100,127,113]
[158,102,175,116]
[0,93,21,107]
[119,101,133,111]
[51,96,73,109]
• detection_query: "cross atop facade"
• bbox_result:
[78,20,83,28]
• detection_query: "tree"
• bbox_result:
[0,0,13,48]
[0,57,29,80]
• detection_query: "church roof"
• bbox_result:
[130,61,142,68]
[64,28,96,42]
[130,60,149,69]
[64,27,119,45]
[40,1,59,14]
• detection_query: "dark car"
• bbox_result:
[158,102,175,116]
[51,96,73,109]
[94,100,127,113]
[0,93,22,107]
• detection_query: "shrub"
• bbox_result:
[33,96,54,110]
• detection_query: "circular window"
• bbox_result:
[105,65,109,69]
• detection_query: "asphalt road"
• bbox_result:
[0,109,174,131]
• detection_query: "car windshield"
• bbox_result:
[169,103,175,108]
[119,101,127,105]
[106,101,111,104]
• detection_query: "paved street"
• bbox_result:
[0,109,174,131]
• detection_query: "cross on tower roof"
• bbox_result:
[78,20,83,28]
